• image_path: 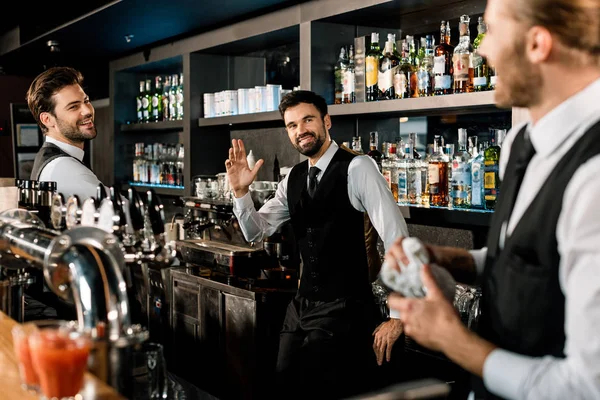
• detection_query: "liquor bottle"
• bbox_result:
[162,75,171,121]
[334,46,348,104]
[417,35,434,97]
[379,38,399,100]
[470,139,485,209]
[343,45,356,104]
[366,33,381,102]
[434,21,454,95]
[404,139,422,205]
[151,76,163,122]
[136,81,145,123]
[468,135,478,157]
[407,35,419,98]
[395,39,412,99]
[352,136,363,153]
[428,135,449,207]
[381,143,399,202]
[453,15,474,93]
[421,144,433,206]
[473,17,489,91]
[143,79,152,123]
[367,131,383,172]
[176,73,184,120]
[484,129,504,209]
[397,145,408,204]
[169,74,178,121]
[451,128,472,208]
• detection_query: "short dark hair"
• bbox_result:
[26,66,84,133]
[278,90,328,120]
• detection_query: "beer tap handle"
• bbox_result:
[127,188,145,231]
[109,186,127,226]
[146,189,165,236]
[96,184,109,202]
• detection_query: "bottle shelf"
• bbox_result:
[197,111,282,127]
[329,91,498,118]
[127,182,185,196]
[399,203,493,228]
[121,120,184,132]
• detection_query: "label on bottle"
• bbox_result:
[452,161,472,199]
[474,77,487,87]
[407,168,422,195]
[433,55,446,74]
[398,170,407,195]
[378,68,394,93]
[471,162,483,206]
[394,72,408,97]
[366,57,379,87]
[417,70,431,91]
[428,164,440,184]
[453,53,471,82]
[152,96,159,108]
[343,70,355,96]
[435,75,452,90]
[142,98,149,109]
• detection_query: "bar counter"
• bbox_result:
[0,312,125,400]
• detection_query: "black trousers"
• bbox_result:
[274,295,379,400]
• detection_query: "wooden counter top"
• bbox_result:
[0,312,126,400]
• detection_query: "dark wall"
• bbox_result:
[0,75,37,178]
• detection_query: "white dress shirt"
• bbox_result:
[233,139,409,261]
[38,136,102,200]
[469,78,600,399]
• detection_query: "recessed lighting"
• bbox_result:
[124,34,134,43]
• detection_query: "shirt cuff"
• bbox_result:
[389,308,401,319]
[469,247,487,276]
[232,192,254,211]
[483,349,534,399]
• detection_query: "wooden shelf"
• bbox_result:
[121,120,184,132]
[399,204,493,228]
[198,111,282,127]
[329,91,499,118]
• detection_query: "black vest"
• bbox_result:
[30,141,85,181]
[287,147,371,302]
[477,121,600,399]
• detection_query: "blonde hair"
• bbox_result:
[515,0,600,66]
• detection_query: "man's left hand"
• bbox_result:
[372,318,403,366]
[388,264,463,353]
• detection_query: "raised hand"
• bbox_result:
[225,139,264,198]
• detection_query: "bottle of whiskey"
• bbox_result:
[473,17,489,91]
[379,37,399,100]
[367,131,384,172]
[136,81,145,123]
[418,35,434,97]
[343,45,356,103]
[453,15,474,93]
[484,129,504,209]
[428,135,449,207]
[334,46,348,104]
[143,79,152,123]
[396,39,412,99]
[151,76,163,122]
[162,75,171,121]
[366,33,381,102]
[407,36,419,98]
[434,21,454,95]
[451,128,472,208]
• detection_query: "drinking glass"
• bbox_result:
[28,324,91,400]
[12,319,74,393]
[132,342,168,399]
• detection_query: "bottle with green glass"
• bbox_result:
[143,79,152,123]
[395,39,413,99]
[334,46,348,104]
[366,32,381,102]
[473,16,489,91]
[483,129,505,209]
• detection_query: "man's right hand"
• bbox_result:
[225,139,264,198]
[384,236,477,284]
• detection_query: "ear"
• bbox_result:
[39,112,54,130]
[324,114,332,130]
[526,26,553,64]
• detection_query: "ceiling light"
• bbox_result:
[124,34,134,43]
[46,40,60,53]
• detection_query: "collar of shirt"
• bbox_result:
[307,139,338,182]
[45,136,85,162]
[530,77,600,158]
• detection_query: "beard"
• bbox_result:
[494,38,542,109]
[56,116,97,142]
[294,131,325,157]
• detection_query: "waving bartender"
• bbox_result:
[226,90,408,399]
[27,66,103,200]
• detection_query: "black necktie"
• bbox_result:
[308,166,320,198]
[487,127,536,255]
